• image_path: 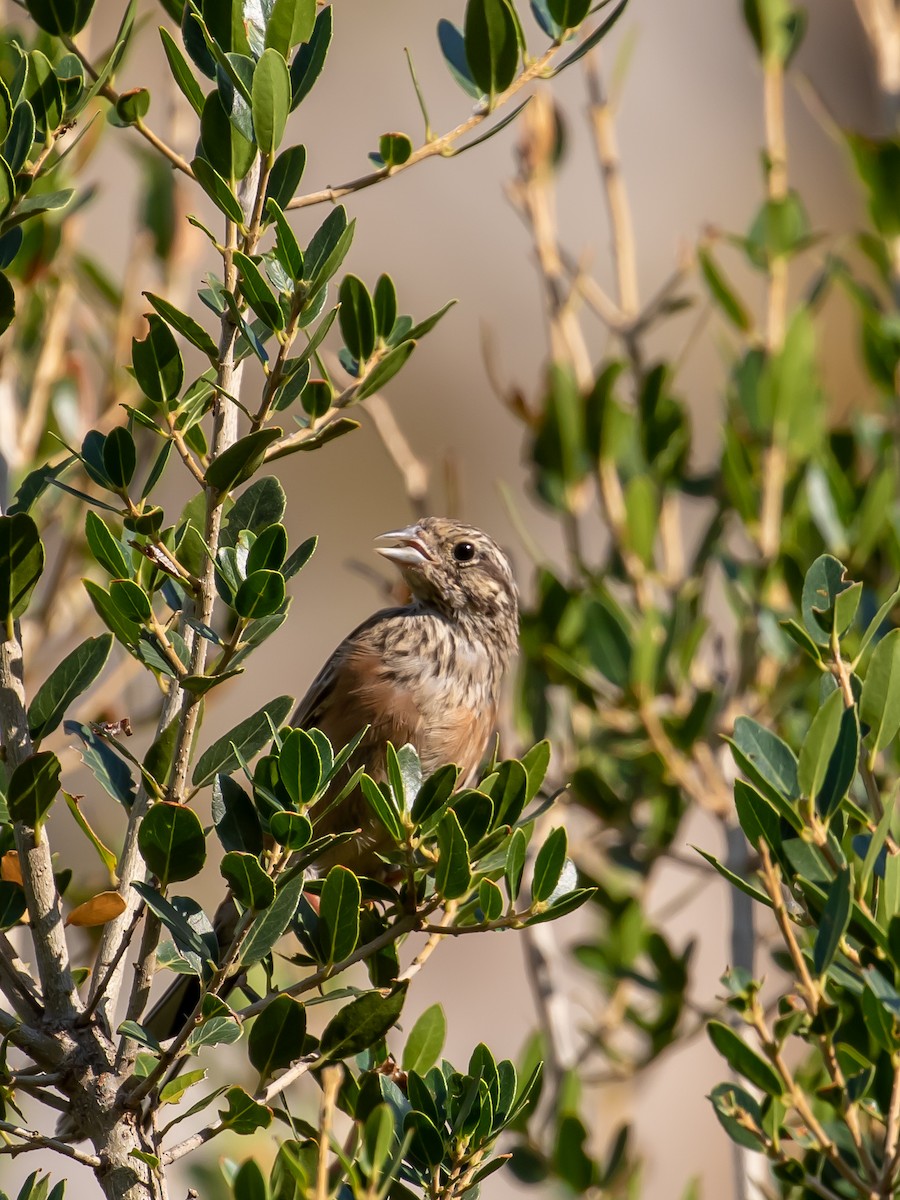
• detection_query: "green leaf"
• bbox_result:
[192,694,295,786]
[707,1021,784,1095]
[115,87,150,126]
[159,26,204,116]
[84,580,140,649]
[204,428,283,493]
[266,0,316,55]
[279,727,322,806]
[319,985,407,1061]
[436,809,471,900]
[24,50,63,134]
[221,851,275,911]
[798,689,842,804]
[731,716,799,800]
[709,1082,765,1151]
[438,19,483,99]
[269,810,312,849]
[138,802,207,885]
[549,0,629,75]
[191,155,245,224]
[411,763,458,827]
[132,314,184,407]
[289,4,332,109]
[360,774,404,842]
[252,47,291,156]
[813,867,852,975]
[144,291,219,362]
[233,569,286,619]
[103,427,137,492]
[28,634,112,743]
[801,554,850,646]
[0,513,45,621]
[373,274,397,339]
[109,578,152,624]
[479,877,504,921]
[266,199,303,280]
[862,628,900,763]
[698,246,752,331]
[247,525,287,573]
[547,0,590,30]
[378,131,412,168]
[8,751,60,828]
[505,826,527,901]
[531,826,567,903]
[0,880,26,930]
[464,0,518,105]
[241,869,305,966]
[525,886,595,925]
[817,704,859,818]
[85,512,130,579]
[338,274,376,364]
[25,0,95,36]
[319,865,361,963]
[0,269,15,335]
[159,1067,207,1105]
[355,340,416,402]
[402,1003,446,1075]
[221,476,286,546]
[248,993,307,1080]
[265,143,307,211]
[694,847,773,909]
[218,1086,272,1134]
[234,250,285,330]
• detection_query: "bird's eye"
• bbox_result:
[452,541,476,563]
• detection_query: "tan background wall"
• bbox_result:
[0,0,876,1195]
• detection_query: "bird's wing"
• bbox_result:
[290,604,411,737]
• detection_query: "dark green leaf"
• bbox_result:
[212,774,263,855]
[320,865,361,963]
[221,850,275,910]
[8,751,60,828]
[731,716,799,800]
[0,513,44,621]
[438,19,483,99]
[265,143,307,211]
[862,628,900,761]
[801,554,849,646]
[28,634,112,743]
[813,868,852,975]
[436,809,470,899]
[85,512,130,579]
[402,1003,446,1075]
[191,156,245,224]
[25,0,95,36]
[531,826,567,903]
[549,0,630,76]
[159,26,204,116]
[269,810,312,849]
[221,476,286,546]
[0,880,26,929]
[248,993,307,1079]
[138,802,207,885]
[505,826,527,901]
[205,429,283,493]
[241,869,305,966]
[193,694,295,786]
[355,340,416,402]
[707,1021,784,1095]
[252,47,291,156]
[279,727,322,806]
[338,274,376,363]
[84,580,140,648]
[233,569,286,619]
[102,427,136,492]
[319,985,407,1060]
[144,291,219,362]
[65,719,136,808]
[24,51,63,133]
[132,314,184,407]
[289,4,332,109]
[234,250,284,330]
[360,775,404,842]
[219,1086,272,1133]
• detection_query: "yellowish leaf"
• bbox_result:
[1,851,23,884]
[66,890,127,927]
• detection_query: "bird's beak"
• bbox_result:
[374,525,435,568]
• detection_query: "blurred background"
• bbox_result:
[0,0,883,1195]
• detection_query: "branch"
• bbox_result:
[0,628,79,1019]
[0,1119,101,1168]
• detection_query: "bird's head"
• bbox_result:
[375,517,518,643]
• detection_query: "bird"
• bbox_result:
[144,517,518,1037]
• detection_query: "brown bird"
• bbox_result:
[300,516,519,868]
[144,517,518,1037]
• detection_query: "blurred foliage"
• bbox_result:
[0,1,627,1198]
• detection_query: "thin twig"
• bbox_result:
[0,1119,102,1167]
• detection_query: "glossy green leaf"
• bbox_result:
[279,728,322,808]
[0,513,44,621]
[28,634,113,743]
[862,628,900,762]
[360,775,404,842]
[221,850,275,910]
[24,51,63,133]
[320,864,361,963]
[85,512,130,579]
[191,155,245,224]
[437,19,483,99]
[132,314,184,407]
[289,4,332,108]
[138,802,206,885]
[355,340,416,402]
[708,1021,784,1095]
[222,476,287,546]
[436,809,470,899]
[0,880,26,929]
[241,869,305,966]
[8,751,60,828]
[234,250,284,330]
[159,26,205,116]
[549,0,629,76]
[252,48,291,156]
[205,428,282,493]
[731,716,799,800]
[25,0,95,35]
[248,993,307,1079]
[102,427,136,492]
[218,1086,272,1134]
[338,274,376,364]
[269,810,312,849]
[193,694,295,786]
[266,0,316,54]
[402,1003,446,1075]
[84,580,140,648]
[709,1082,766,1151]
[115,87,150,126]
[813,867,852,975]
[0,269,14,334]
[319,984,407,1060]
[505,825,527,901]
[547,0,590,29]
[378,131,412,168]
[265,143,307,211]
[233,569,286,619]
[531,826,567,903]
[144,291,219,362]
